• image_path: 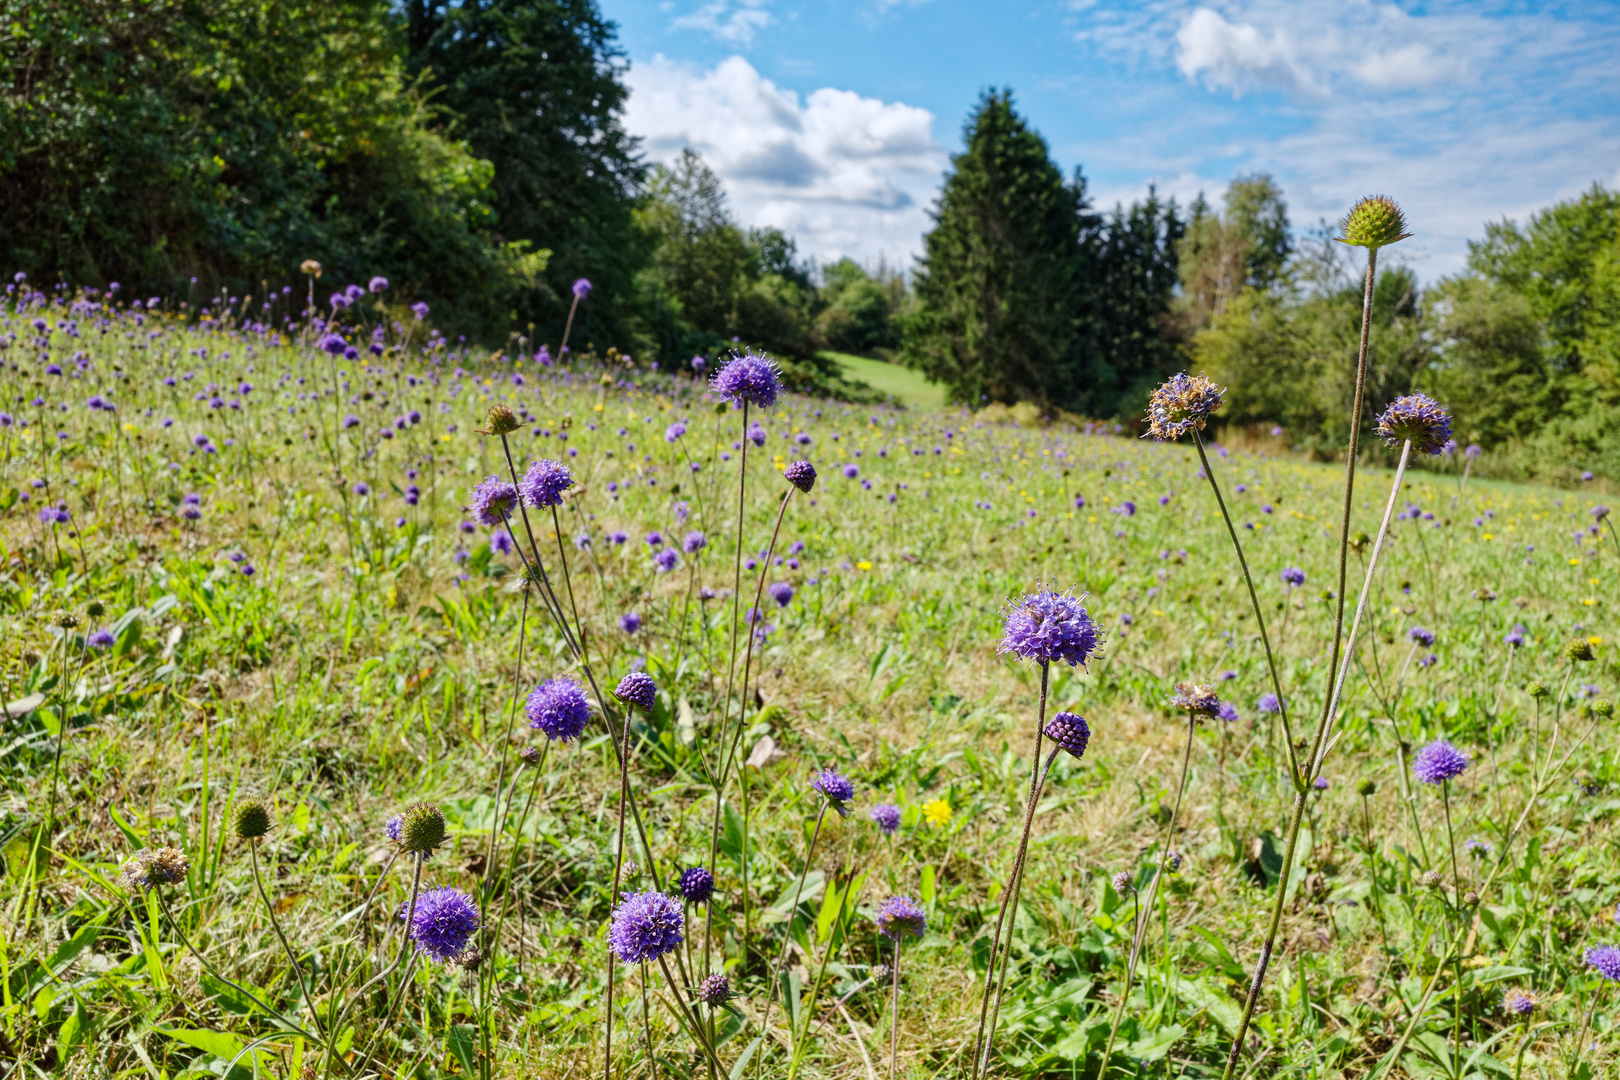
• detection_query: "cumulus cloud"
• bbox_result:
[623,56,948,265]
[1175,8,1317,96]
[670,0,774,47]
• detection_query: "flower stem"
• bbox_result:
[758,801,829,1053]
[249,839,319,1034]
[889,939,902,1080]
[605,707,636,1080]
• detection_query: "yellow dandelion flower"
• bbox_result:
[923,798,952,827]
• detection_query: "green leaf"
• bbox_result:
[728,1034,765,1080]
[160,1026,244,1059]
[1165,974,1240,1035]
[920,865,936,905]
[1469,965,1534,986]
[48,922,102,973]
[1125,1022,1183,1062]
[58,1000,88,1060]
[201,971,271,1016]
[447,1024,478,1075]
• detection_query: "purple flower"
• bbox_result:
[572,278,593,300]
[1411,739,1469,785]
[1258,693,1284,714]
[619,612,641,634]
[369,276,389,293]
[683,531,707,554]
[525,677,592,741]
[767,581,794,607]
[468,476,518,526]
[614,672,658,711]
[1172,682,1222,716]
[1408,626,1435,647]
[747,423,767,447]
[998,588,1102,667]
[319,333,347,355]
[608,891,683,963]
[1043,712,1091,758]
[875,894,926,941]
[842,464,859,479]
[1217,702,1240,723]
[87,628,115,649]
[411,301,430,320]
[1594,505,1610,522]
[1502,989,1539,1016]
[677,866,714,905]
[811,767,855,815]
[710,351,781,409]
[665,421,686,442]
[1146,373,1224,441]
[1282,567,1305,587]
[1466,444,1481,460]
[654,549,679,573]
[353,481,370,497]
[1376,394,1453,456]
[784,460,816,492]
[519,459,573,508]
[491,530,514,555]
[1504,624,1526,648]
[646,532,664,549]
[405,886,480,962]
[1586,945,1620,982]
[868,804,902,834]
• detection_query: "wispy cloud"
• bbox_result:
[623,55,949,265]
[669,0,774,46]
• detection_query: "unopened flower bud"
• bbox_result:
[1420,870,1443,890]
[1356,778,1378,797]
[231,797,273,840]
[1337,196,1411,249]
[479,405,522,436]
[1564,639,1596,662]
[398,802,446,854]
[1112,871,1134,895]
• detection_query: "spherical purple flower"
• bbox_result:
[411,301,430,320]
[875,894,926,941]
[767,581,794,607]
[319,333,346,355]
[747,423,767,447]
[710,351,781,409]
[467,475,518,526]
[608,891,683,963]
[665,421,686,442]
[1466,443,1481,460]
[614,672,658,711]
[1594,505,1611,522]
[1217,702,1240,723]
[1502,989,1539,1016]
[811,767,855,815]
[784,460,816,492]
[1043,712,1091,759]
[841,464,859,480]
[868,804,902,834]
[525,677,592,741]
[519,459,573,508]
[998,588,1102,667]
[87,628,115,649]
[353,481,370,497]
[405,886,481,962]
[1586,945,1620,982]
[1282,567,1305,587]
[683,531,707,554]
[572,278,593,300]
[1146,372,1224,441]
[1408,626,1435,647]
[1377,393,1453,456]
[368,276,389,293]
[1504,624,1526,648]
[677,866,714,905]
[654,549,679,573]
[1411,738,1469,785]
[696,973,730,1006]
[619,612,641,634]
[491,530,514,555]
[1172,682,1222,717]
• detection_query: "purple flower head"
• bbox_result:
[1172,682,1222,716]
[1258,693,1284,714]
[525,677,592,742]
[1408,626,1435,647]
[691,355,707,372]
[784,460,816,492]
[1146,372,1224,441]
[868,804,902,835]
[405,886,481,962]
[677,866,715,905]
[767,581,794,607]
[319,333,346,356]
[519,459,573,508]
[614,671,658,711]
[875,894,926,941]
[683,531,707,554]
[646,532,664,549]
[1282,567,1305,587]
[747,423,767,447]
[1217,702,1240,723]
[1376,393,1453,456]
[411,301,430,320]
[1502,989,1539,1016]
[1504,624,1526,648]
[811,767,856,815]
[665,421,686,442]
[1118,501,1136,516]
[87,628,115,649]
[710,351,781,409]
[608,891,683,963]
[998,588,1101,667]
[696,974,730,1006]
[1043,712,1091,758]
[468,475,518,526]
[1594,505,1611,522]
[1313,776,1329,790]
[572,278,592,300]
[1586,945,1620,982]
[368,276,389,293]
[653,549,679,573]
[353,481,370,497]
[842,464,859,479]
[619,612,641,634]
[1466,443,1481,460]
[491,530,514,555]
[1411,738,1469,785]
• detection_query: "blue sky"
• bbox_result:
[604,0,1620,278]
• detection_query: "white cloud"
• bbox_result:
[670,0,774,47]
[623,55,949,266]
[1175,8,1317,96]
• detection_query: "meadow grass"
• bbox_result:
[818,352,947,411]
[4,285,1620,1080]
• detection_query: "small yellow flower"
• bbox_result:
[856,560,873,570]
[923,799,952,827]
[1589,636,1604,648]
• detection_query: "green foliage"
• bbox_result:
[402,0,645,346]
[0,0,540,333]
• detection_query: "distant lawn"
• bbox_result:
[819,351,947,410]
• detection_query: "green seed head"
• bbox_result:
[231,797,274,840]
[1337,196,1411,249]
[1592,699,1614,718]
[1526,681,1548,699]
[86,601,105,618]
[479,405,521,436]
[1563,639,1596,662]
[1463,890,1480,907]
[1420,869,1443,890]
[1356,778,1378,797]
[399,802,447,854]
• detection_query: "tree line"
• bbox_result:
[4,0,1617,477]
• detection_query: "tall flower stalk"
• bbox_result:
[1219,196,1414,1079]
[972,588,1099,1077]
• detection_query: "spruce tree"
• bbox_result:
[902,90,1099,409]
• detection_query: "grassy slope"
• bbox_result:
[4,307,1618,1079]
[820,350,948,410]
